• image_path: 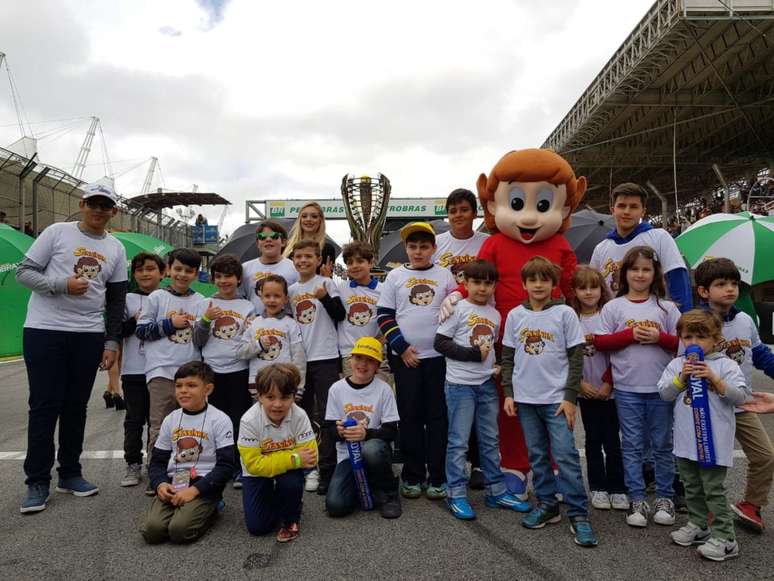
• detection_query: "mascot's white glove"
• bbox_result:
[439,291,462,323]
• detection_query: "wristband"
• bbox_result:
[672,375,685,391]
[290,452,301,469]
[202,314,212,324]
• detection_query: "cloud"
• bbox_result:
[159,26,182,37]
[196,0,231,30]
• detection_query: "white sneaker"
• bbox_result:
[304,469,320,492]
[697,537,739,561]
[671,522,711,547]
[653,497,676,526]
[626,500,650,527]
[610,493,629,511]
[591,491,611,510]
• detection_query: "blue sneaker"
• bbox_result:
[486,492,531,513]
[56,476,99,497]
[502,469,529,501]
[570,517,598,547]
[20,483,50,514]
[521,502,561,529]
[447,497,476,520]
[216,499,226,514]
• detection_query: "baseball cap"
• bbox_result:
[81,181,119,205]
[400,221,435,242]
[350,336,383,363]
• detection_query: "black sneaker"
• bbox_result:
[379,491,402,519]
[469,467,485,490]
[317,479,330,496]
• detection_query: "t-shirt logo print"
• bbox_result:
[212,316,239,340]
[469,324,494,351]
[168,310,193,344]
[346,410,371,426]
[175,436,202,463]
[519,329,553,356]
[73,256,102,279]
[295,300,316,324]
[583,333,596,357]
[258,335,282,360]
[347,302,372,326]
[409,284,435,306]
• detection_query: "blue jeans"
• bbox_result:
[615,390,674,501]
[445,380,506,499]
[518,403,588,517]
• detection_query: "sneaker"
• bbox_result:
[425,484,448,500]
[610,493,629,511]
[469,467,485,490]
[20,483,50,514]
[276,522,300,543]
[626,500,650,527]
[316,478,329,496]
[591,491,611,510]
[570,517,599,547]
[233,474,243,490]
[400,482,422,499]
[378,491,402,519]
[55,477,99,497]
[731,501,764,532]
[120,463,142,487]
[521,503,561,529]
[216,499,226,514]
[502,469,529,501]
[486,492,530,513]
[653,497,676,526]
[145,481,156,496]
[697,537,739,562]
[304,469,319,493]
[670,522,711,547]
[448,497,476,520]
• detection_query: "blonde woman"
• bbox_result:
[283,202,336,276]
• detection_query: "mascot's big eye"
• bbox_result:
[536,189,554,213]
[509,187,526,212]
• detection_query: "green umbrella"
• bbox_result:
[676,211,774,286]
[0,224,33,356]
[112,231,174,263]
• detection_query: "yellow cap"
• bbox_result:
[350,336,383,363]
[400,221,435,242]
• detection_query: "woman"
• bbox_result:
[283,201,336,276]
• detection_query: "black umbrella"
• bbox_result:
[565,209,615,264]
[377,220,450,270]
[217,219,340,263]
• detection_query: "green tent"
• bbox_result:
[0,224,33,357]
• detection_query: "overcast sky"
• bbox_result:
[0,0,653,240]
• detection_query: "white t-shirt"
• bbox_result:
[241,314,304,384]
[138,288,205,381]
[502,304,585,404]
[579,311,611,396]
[199,297,255,374]
[121,291,148,376]
[289,275,340,361]
[377,264,458,359]
[436,299,500,385]
[337,279,382,357]
[325,377,400,463]
[23,222,128,333]
[590,228,685,295]
[240,257,299,312]
[718,311,760,389]
[432,230,489,284]
[156,404,234,479]
[600,296,680,393]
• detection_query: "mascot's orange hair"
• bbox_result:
[476,149,587,233]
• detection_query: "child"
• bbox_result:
[501,257,597,547]
[239,364,318,543]
[288,239,345,495]
[570,266,627,511]
[595,246,680,527]
[435,260,529,519]
[377,222,458,500]
[324,337,402,519]
[136,248,204,460]
[695,257,774,532]
[119,252,165,488]
[241,220,299,313]
[658,310,747,561]
[140,361,235,544]
[193,253,255,488]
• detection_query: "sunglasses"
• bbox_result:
[257,232,283,241]
[85,198,116,211]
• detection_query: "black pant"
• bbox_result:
[23,328,103,485]
[242,470,304,535]
[122,374,149,466]
[388,354,447,487]
[299,358,340,482]
[578,398,626,494]
[209,369,251,473]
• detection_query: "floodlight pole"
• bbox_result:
[646,181,669,225]
[712,164,730,212]
[32,166,50,236]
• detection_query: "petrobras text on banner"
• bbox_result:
[265,198,485,220]
[686,345,717,468]
[343,417,374,510]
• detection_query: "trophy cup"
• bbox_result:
[341,173,391,259]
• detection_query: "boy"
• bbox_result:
[658,310,747,561]
[241,221,298,313]
[136,248,204,466]
[141,361,235,544]
[239,364,318,543]
[324,337,402,519]
[435,260,529,519]
[193,253,255,488]
[120,252,165,488]
[289,239,345,495]
[501,257,597,547]
[377,222,458,499]
[695,257,774,532]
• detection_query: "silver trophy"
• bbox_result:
[341,173,391,257]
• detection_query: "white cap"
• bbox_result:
[81,180,119,204]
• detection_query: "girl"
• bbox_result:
[594,246,680,528]
[283,202,336,276]
[571,266,627,512]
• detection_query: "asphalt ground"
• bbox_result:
[2,359,774,581]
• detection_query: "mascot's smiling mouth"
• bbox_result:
[519,227,539,240]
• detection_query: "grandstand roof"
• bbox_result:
[126,191,231,211]
[542,0,774,212]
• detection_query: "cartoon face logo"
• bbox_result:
[409,284,435,306]
[175,437,203,464]
[295,300,316,325]
[169,326,192,344]
[451,263,467,284]
[74,256,101,280]
[347,410,370,426]
[347,302,372,327]
[725,344,745,365]
[469,324,494,351]
[524,335,545,355]
[213,316,239,340]
[258,335,282,360]
[583,334,596,357]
